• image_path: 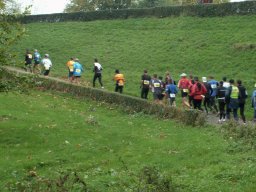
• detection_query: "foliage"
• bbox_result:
[21,1,256,23]
[0,67,37,93]
[6,166,174,191]
[0,0,31,93]
[0,16,24,65]
[31,72,207,126]
[1,89,256,191]
[220,121,256,149]
[65,0,132,12]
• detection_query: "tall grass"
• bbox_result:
[10,15,256,119]
[1,91,256,191]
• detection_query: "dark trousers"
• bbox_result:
[226,106,238,121]
[239,103,246,123]
[203,97,211,114]
[141,87,149,99]
[189,95,193,107]
[115,85,123,93]
[44,70,50,76]
[210,96,218,112]
[218,100,226,120]
[93,73,103,87]
[193,99,203,110]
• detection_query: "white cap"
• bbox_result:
[202,77,207,82]
[45,54,49,57]
[180,73,187,77]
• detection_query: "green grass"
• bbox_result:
[10,15,256,119]
[12,15,256,95]
[4,14,256,190]
[1,91,256,191]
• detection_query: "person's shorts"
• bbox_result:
[181,90,188,97]
[68,71,74,77]
[153,93,162,100]
[170,98,176,102]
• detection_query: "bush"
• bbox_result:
[220,121,256,149]
[6,167,175,191]
[2,67,206,126]
[19,2,256,23]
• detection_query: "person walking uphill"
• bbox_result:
[141,69,151,99]
[226,79,239,121]
[208,76,219,113]
[151,74,164,104]
[216,81,227,123]
[178,73,191,108]
[33,49,41,74]
[190,77,207,110]
[93,58,103,88]
[73,58,83,84]
[165,79,178,107]
[114,69,125,93]
[251,83,256,122]
[66,57,75,82]
[237,80,248,124]
[24,49,33,73]
[41,54,52,76]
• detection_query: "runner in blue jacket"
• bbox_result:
[165,79,178,107]
[73,58,83,84]
[208,76,219,113]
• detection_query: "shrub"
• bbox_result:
[233,43,256,51]
[220,121,256,149]
[19,2,256,23]
[3,67,207,126]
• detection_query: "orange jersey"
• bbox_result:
[114,74,125,86]
[66,60,74,71]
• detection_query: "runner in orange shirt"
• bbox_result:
[114,69,125,93]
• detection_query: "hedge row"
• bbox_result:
[19,1,256,23]
[3,66,206,126]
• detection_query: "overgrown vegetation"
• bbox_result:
[1,90,256,191]
[2,67,207,126]
[6,166,174,191]
[20,1,256,23]
[10,14,256,119]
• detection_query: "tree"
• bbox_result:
[64,0,132,12]
[0,0,29,92]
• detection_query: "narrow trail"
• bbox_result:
[3,66,248,127]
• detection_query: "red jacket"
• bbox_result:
[178,77,191,89]
[190,82,207,100]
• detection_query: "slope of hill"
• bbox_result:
[12,15,256,97]
[1,90,256,191]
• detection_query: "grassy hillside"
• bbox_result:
[11,15,256,97]
[1,90,256,191]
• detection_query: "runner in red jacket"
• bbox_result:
[190,77,207,110]
[178,73,191,108]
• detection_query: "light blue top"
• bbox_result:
[73,62,83,76]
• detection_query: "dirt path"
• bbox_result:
[3,66,250,127]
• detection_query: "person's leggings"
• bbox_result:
[218,101,226,120]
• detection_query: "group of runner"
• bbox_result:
[24,50,256,123]
[24,49,52,76]
[66,57,125,93]
[141,70,256,123]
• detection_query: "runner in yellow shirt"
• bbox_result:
[66,57,75,82]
